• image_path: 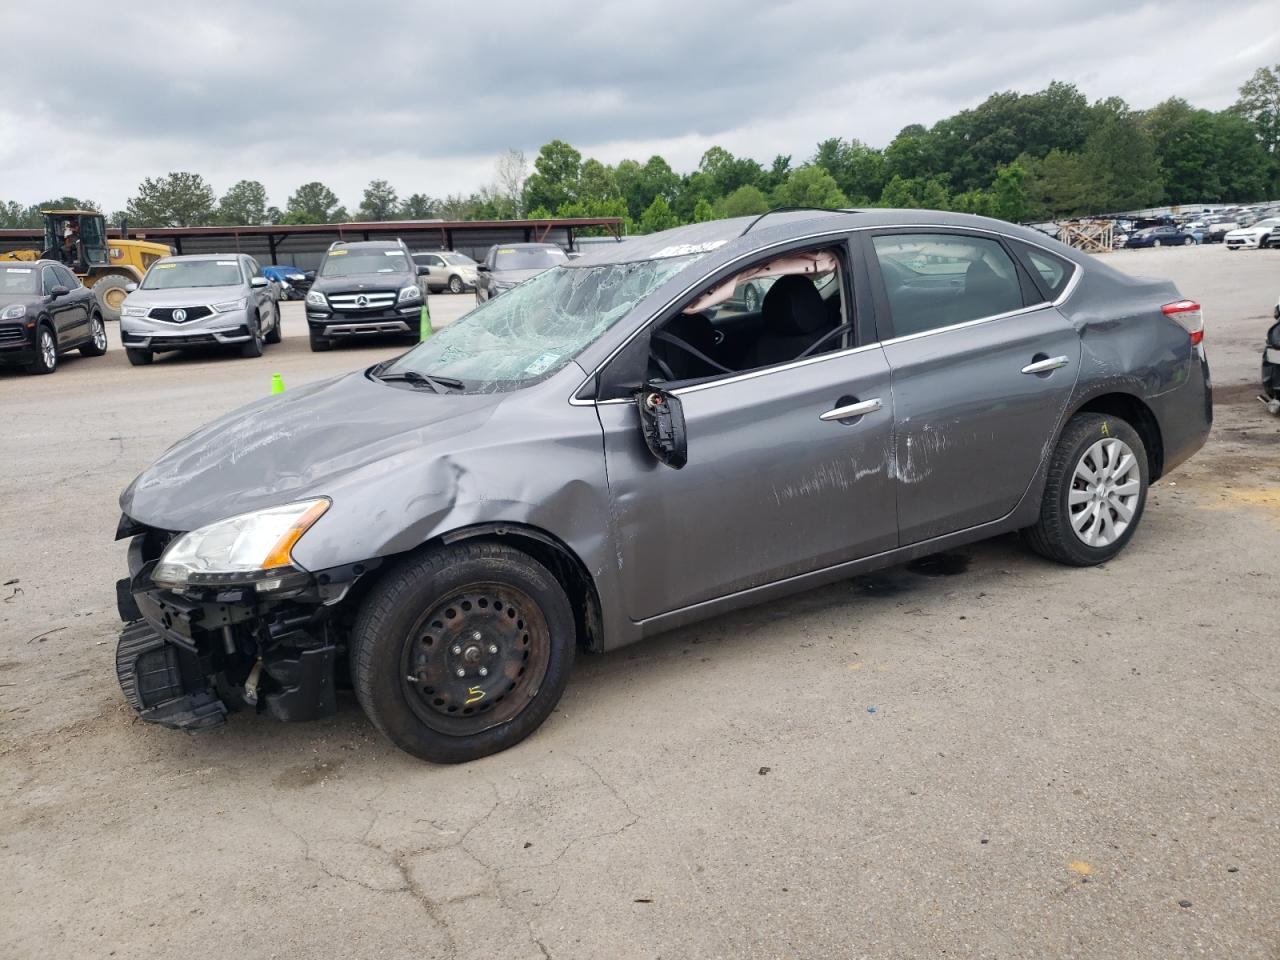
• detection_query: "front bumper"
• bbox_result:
[121,308,255,349]
[0,329,36,365]
[307,304,421,338]
[114,522,378,732]
[1225,236,1262,249]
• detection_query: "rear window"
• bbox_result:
[1021,246,1075,300]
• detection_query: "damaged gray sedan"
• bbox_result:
[115,210,1212,763]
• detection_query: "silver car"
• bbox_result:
[114,211,1211,763]
[120,253,280,365]
[413,251,479,294]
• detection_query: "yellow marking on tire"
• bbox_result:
[464,686,486,705]
[1100,421,1110,436]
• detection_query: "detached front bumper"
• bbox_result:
[114,521,377,732]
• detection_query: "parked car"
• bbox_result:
[119,254,280,366]
[1124,225,1195,248]
[262,264,313,300]
[304,239,427,352]
[1204,220,1240,244]
[0,260,106,374]
[413,251,478,294]
[113,211,1212,763]
[475,242,568,303]
[1224,218,1280,250]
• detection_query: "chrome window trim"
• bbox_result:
[567,221,1082,407]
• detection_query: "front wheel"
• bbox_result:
[1024,413,1148,566]
[351,541,576,763]
[308,327,331,352]
[264,304,282,344]
[125,347,153,366]
[1183,236,1193,246]
[80,312,108,357]
[26,326,57,375]
[240,316,264,358]
[1152,239,1162,248]
[448,275,464,294]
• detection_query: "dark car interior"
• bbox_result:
[646,251,847,384]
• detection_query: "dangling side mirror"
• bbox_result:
[635,387,687,469]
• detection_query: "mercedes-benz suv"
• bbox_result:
[304,240,427,352]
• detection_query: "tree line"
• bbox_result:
[4,65,1277,234]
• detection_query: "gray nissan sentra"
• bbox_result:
[114,210,1212,763]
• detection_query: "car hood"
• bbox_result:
[0,292,37,306]
[126,285,246,307]
[490,268,547,285]
[1226,226,1264,236]
[120,370,505,532]
[312,272,411,292]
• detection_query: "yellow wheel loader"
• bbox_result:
[0,210,171,320]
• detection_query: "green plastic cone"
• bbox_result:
[271,372,284,395]
[419,302,432,341]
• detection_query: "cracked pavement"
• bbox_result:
[2,254,1279,958]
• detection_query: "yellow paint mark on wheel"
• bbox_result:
[464,686,486,706]
[1068,860,1093,876]
[1100,421,1110,436]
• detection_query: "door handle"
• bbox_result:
[1021,355,1070,375]
[820,397,882,422]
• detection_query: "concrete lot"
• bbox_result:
[2,247,1278,959]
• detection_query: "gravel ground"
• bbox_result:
[2,248,1278,960]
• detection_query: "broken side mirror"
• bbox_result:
[635,387,687,469]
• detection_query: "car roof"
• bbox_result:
[154,253,249,262]
[492,242,563,251]
[330,240,405,250]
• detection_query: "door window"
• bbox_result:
[643,245,850,385]
[53,265,79,288]
[41,267,60,295]
[871,233,1024,338]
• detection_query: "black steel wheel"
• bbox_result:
[352,541,575,763]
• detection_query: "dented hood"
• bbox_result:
[120,370,504,532]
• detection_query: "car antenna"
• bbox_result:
[739,207,858,237]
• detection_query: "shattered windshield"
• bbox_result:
[381,255,699,392]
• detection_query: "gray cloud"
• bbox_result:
[1,0,1276,211]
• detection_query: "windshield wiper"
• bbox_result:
[375,369,464,393]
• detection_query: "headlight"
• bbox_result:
[212,298,247,313]
[121,305,148,318]
[0,303,26,320]
[288,273,305,281]
[305,290,328,308]
[398,285,421,303]
[152,499,330,588]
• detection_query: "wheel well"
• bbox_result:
[436,523,605,653]
[1073,393,1164,479]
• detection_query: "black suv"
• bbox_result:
[303,240,428,352]
[0,260,107,374]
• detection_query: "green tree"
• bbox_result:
[357,179,399,221]
[523,140,582,213]
[879,174,951,209]
[216,179,268,225]
[639,195,678,233]
[698,146,765,198]
[691,198,715,222]
[125,172,216,226]
[1079,100,1163,212]
[772,165,849,209]
[1019,149,1090,219]
[1233,63,1280,153]
[615,155,680,221]
[989,162,1028,222]
[714,185,770,218]
[284,181,346,224]
[399,193,438,219]
[812,138,885,203]
[577,159,620,204]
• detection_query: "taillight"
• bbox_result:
[1163,300,1203,345]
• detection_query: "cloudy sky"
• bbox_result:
[3,1,1277,213]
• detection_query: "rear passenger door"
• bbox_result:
[863,230,1081,545]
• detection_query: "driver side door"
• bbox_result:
[594,240,898,622]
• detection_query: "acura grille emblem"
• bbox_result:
[172,308,187,322]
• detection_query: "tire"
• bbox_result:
[125,347,153,366]
[744,285,760,312]
[308,327,331,352]
[448,274,464,294]
[1024,413,1148,567]
[80,311,108,357]
[264,304,282,344]
[90,273,133,322]
[26,325,57,375]
[1182,236,1193,246]
[1151,239,1162,248]
[351,541,576,763]
[240,315,264,358]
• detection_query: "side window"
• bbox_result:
[1022,247,1073,300]
[427,255,444,267]
[54,265,79,288]
[245,257,262,280]
[41,267,59,295]
[870,233,1024,338]
[644,245,850,385]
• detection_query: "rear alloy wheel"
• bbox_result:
[264,304,282,344]
[449,275,464,294]
[352,541,575,763]
[91,273,133,322]
[80,312,108,357]
[27,326,57,375]
[1025,413,1148,566]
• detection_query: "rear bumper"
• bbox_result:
[1263,344,1280,401]
[1149,345,1214,477]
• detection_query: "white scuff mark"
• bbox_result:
[772,456,882,504]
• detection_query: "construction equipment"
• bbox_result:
[0,210,170,320]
